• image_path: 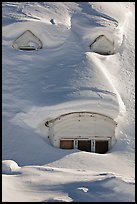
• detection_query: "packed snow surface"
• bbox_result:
[2,2,135,202]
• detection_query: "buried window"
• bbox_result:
[95,140,108,154]
[89,35,115,55]
[78,140,91,152]
[19,41,39,51]
[59,139,110,153]
[60,139,74,149]
[12,30,43,51]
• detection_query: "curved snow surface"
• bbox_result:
[2,165,135,202]
[2,160,20,174]
[2,2,135,202]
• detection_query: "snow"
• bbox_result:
[2,2,135,202]
[2,160,20,174]
[2,165,135,202]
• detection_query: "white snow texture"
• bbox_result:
[2,2,135,202]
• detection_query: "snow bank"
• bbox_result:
[2,165,135,202]
[2,160,20,174]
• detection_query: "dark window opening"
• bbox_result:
[78,140,91,152]
[60,140,74,149]
[95,140,108,154]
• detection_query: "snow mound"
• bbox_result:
[2,160,20,174]
[46,197,73,202]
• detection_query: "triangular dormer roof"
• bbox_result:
[12,30,43,50]
[89,35,114,55]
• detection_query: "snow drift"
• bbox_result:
[2,2,135,202]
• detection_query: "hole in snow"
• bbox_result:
[50,18,56,25]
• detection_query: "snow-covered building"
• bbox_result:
[42,52,119,154]
[12,30,43,50]
[45,111,117,154]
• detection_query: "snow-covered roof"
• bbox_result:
[2,2,135,202]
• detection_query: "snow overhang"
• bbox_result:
[44,111,117,127]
